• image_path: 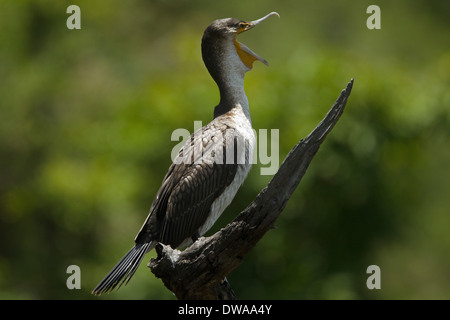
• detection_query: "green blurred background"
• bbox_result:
[1,0,449,299]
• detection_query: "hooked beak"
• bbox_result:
[235,12,280,68]
[249,11,280,28]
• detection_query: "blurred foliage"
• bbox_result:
[0,0,449,299]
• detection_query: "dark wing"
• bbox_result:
[135,122,238,248]
[160,161,236,247]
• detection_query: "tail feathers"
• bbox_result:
[92,242,152,295]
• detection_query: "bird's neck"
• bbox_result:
[214,76,250,121]
[211,41,251,122]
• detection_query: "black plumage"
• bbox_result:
[92,121,241,295]
[92,242,151,294]
[136,122,239,248]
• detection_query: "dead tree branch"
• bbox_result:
[148,79,354,299]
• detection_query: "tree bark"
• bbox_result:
[148,79,354,299]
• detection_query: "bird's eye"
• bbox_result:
[238,22,246,29]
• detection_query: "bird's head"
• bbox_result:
[201,12,279,83]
